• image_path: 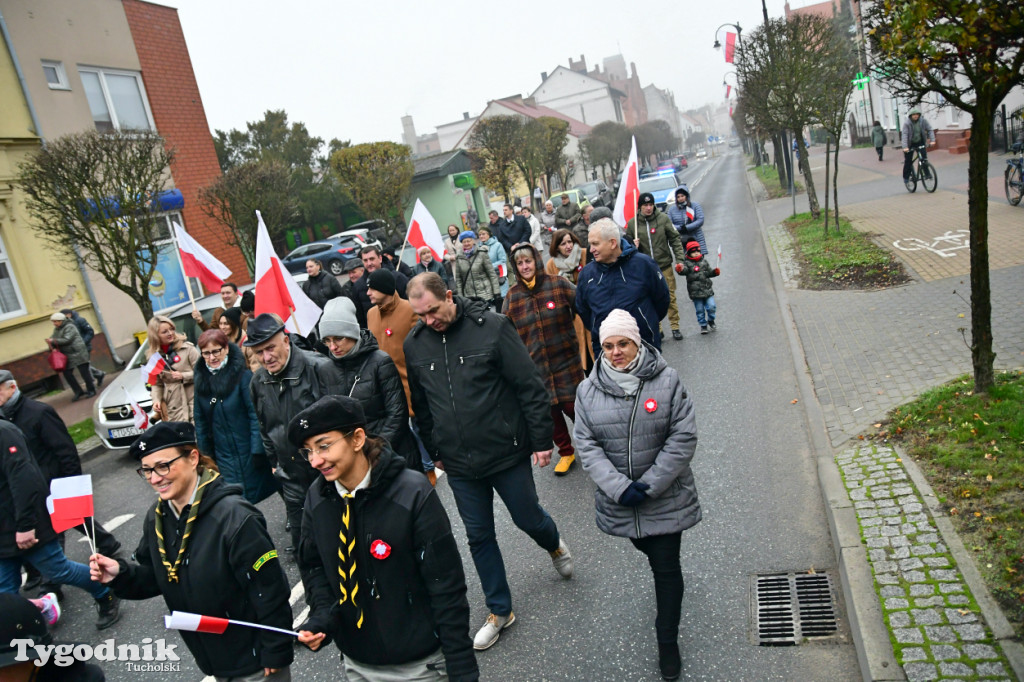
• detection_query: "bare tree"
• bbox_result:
[814,20,859,233]
[18,129,175,321]
[579,121,631,181]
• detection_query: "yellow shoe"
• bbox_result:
[554,454,575,476]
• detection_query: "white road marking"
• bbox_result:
[293,606,309,629]
[78,513,135,542]
[289,581,304,605]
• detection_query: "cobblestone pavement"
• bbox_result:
[837,445,1014,681]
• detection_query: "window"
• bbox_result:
[78,67,154,132]
[41,60,70,90]
[0,232,27,320]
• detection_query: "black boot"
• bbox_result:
[95,593,121,630]
[658,641,681,681]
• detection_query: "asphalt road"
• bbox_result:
[48,151,861,680]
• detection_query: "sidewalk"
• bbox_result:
[752,147,1024,681]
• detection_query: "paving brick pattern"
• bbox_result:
[837,445,1013,681]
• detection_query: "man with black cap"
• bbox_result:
[245,313,333,553]
[60,309,106,386]
[0,592,106,680]
[554,193,581,231]
[628,192,687,341]
[0,415,120,629]
[0,370,121,596]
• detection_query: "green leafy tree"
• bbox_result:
[17,129,175,321]
[468,116,523,203]
[865,0,1024,393]
[580,121,632,181]
[329,142,414,245]
[198,159,299,274]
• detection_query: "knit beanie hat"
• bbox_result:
[599,309,642,347]
[318,297,360,340]
[367,268,396,296]
[458,230,476,242]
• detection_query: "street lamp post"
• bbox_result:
[712,22,743,49]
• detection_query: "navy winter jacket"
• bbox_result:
[575,239,670,354]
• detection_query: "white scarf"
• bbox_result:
[551,244,582,280]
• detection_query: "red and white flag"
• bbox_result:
[725,84,732,100]
[46,475,93,533]
[173,222,231,293]
[724,32,737,63]
[717,244,722,268]
[253,211,321,336]
[165,611,299,637]
[686,206,695,222]
[141,353,167,387]
[612,136,639,229]
[125,388,150,431]
[404,199,446,263]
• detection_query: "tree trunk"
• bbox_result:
[797,139,820,218]
[967,102,996,394]
[824,138,831,234]
[137,291,154,322]
[833,141,841,231]
[772,135,787,188]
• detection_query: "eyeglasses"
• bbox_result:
[297,435,348,461]
[136,453,186,479]
[200,347,225,358]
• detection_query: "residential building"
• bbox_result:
[0,0,242,383]
[403,149,488,235]
[530,64,627,128]
[643,84,684,141]
[436,112,477,152]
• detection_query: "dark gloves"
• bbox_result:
[618,481,650,507]
[492,295,504,309]
[674,263,683,274]
[713,267,721,276]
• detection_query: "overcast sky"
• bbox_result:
[168,0,808,147]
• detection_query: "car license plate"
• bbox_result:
[109,426,143,439]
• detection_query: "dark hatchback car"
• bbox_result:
[281,236,362,276]
[572,180,615,208]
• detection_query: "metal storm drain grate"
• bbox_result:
[751,571,839,646]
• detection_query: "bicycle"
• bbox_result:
[904,144,937,193]
[1005,140,1023,206]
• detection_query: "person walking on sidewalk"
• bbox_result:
[573,310,700,681]
[629,192,687,342]
[404,273,574,652]
[60,309,106,387]
[901,107,936,183]
[90,421,293,680]
[145,315,201,423]
[292,396,479,682]
[871,121,886,162]
[47,312,95,402]
[503,244,584,477]
[0,417,121,629]
[677,241,721,335]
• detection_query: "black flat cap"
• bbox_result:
[288,395,366,447]
[242,313,285,347]
[129,421,195,461]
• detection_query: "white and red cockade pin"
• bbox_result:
[370,539,391,560]
[694,266,700,272]
[644,398,658,413]
[546,301,556,310]
[172,354,181,364]
[8,446,16,454]
[385,328,393,337]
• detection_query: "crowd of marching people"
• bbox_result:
[0,187,719,681]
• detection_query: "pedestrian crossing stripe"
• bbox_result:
[252,549,278,571]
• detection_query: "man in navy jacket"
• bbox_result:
[495,204,531,257]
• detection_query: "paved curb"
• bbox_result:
[896,443,1024,681]
[746,167,902,681]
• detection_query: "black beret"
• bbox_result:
[288,395,366,447]
[637,192,656,206]
[129,421,195,461]
[242,313,285,347]
[0,593,50,667]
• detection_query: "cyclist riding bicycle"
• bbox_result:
[901,107,936,184]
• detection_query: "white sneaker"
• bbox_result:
[473,611,515,650]
[38,592,61,626]
[549,538,574,579]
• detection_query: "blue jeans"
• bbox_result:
[446,458,560,617]
[693,296,716,327]
[409,418,435,472]
[0,539,110,600]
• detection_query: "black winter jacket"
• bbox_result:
[318,329,418,469]
[299,448,477,680]
[495,215,531,256]
[405,297,553,478]
[250,343,333,499]
[302,271,345,310]
[110,476,293,677]
[0,419,57,558]
[68,311,96,350]
[3,392,80,482]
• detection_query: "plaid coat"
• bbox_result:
[502,268,584,405]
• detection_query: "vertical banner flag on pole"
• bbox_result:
[253,211,321,335]
[724,32,737,63]
[404,199,446,263]
[612,136,640,229]
[725,84,731,100]
[173,222,231,293]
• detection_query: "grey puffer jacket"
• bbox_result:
[574,344,700,539]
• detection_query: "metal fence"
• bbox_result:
[992,104,1024,153]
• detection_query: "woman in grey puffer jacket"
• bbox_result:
[574,309,699,682]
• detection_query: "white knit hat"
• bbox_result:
[318,297,359,340]
[599,309,642,347]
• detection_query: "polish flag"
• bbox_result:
[725,84,732,100]
[253,211,321,336]
[173,222,231,293]
[46,475,93,533]
[724,32,737,63]
[612,136,639,230]
[686,206,695,222]
[141,353,167,387]
[130,396,149,431]
[404,199,446,263]
[164,611,229,634]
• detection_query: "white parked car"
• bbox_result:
[91,343,155,450]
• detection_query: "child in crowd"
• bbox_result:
[675,240,721,335]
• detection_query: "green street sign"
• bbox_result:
[852,71,871,90]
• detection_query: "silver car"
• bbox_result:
[91,343,155,450]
